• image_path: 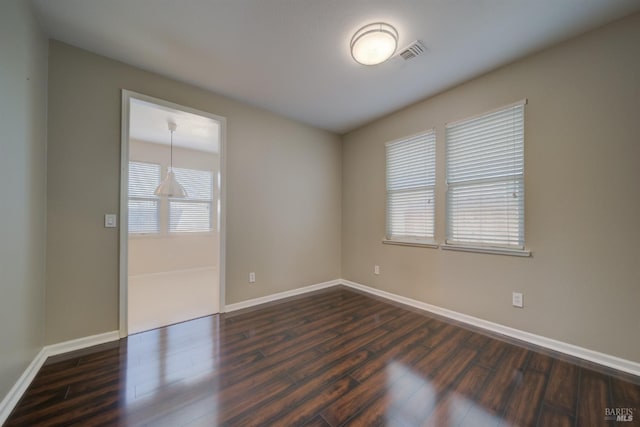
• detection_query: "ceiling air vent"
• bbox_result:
[397,40,426,61]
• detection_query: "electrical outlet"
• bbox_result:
[512,292,524,308]
[249,272,256,283]
[374,265,380,275]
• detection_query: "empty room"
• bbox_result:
[1,0,639,426]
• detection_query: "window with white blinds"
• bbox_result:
[169,167,214,233]
[386,130,436,242]
[128,161,161,234]
[445,102,525,249]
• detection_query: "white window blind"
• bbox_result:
[128,161,161,234]
[169,167,214,233]
[386,130,436,242]
[446,102,525,249]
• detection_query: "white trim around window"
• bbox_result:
[445,100,529,254]
[385,129,437,246]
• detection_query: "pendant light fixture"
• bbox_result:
[154,122,187,198]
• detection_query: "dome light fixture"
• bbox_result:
[350,22,398,66]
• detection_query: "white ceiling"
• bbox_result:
[32,0,640,134]
[130,98,220,153]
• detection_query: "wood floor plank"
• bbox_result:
[543,359,579,415]
[430,347,478,393]
[320,344,430,426]
[221,350,368,426]
[475,345,529,416]
[217,347,320,389]
[367,316,433,354]
[501,370,547,427]
[453,365,491,398]
[5,287,639,427]
[380,309,429,331]
[268,375,360,426]
[577,369,612,427]
[423,391,477,427]
[410,328,473,378]
[476,339,510,370]
[303,414,332,427]
[462,331,491,350]
[537,404,575,427]
[527,351,554,374]
[611,376,640,407]
[351,327,434,382]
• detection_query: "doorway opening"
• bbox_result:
[119,91,226,336]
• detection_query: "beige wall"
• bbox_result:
[28,6,640,372]
[46,41,342,344]
[0,1,48,398]
[128,139,218,276]
[342,13,640,362]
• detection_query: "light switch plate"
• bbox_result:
[104,214,117,228]
[512,292,524,308]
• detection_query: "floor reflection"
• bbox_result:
[385,361,505,426]
[121,315,221,425]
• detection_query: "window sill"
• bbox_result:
[382,239,439,249]
[441,244,531,257]
[128,231,215,239]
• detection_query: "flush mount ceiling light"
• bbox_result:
[350,22,398,65]
[154,122,187,198]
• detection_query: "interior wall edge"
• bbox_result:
[0,0,49,408]
[0,330,119,426]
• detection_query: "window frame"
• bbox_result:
[443,100,530,257]
[384,129,438,248]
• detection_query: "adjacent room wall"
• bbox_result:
[342,13,640,362]
[0,1,48,398]
[46,41,342,344]
[128,139,219,276]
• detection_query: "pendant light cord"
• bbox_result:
[170,129,174,172]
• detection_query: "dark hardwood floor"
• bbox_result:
[5,287,639,426]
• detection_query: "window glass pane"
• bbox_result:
[447,179,523,246]
[169,167,214,233]
[173,167,213,200]
[128,161,160,234]
[446,103,525,248]
[387,188,434,239]
[128,199,159,234]
[129,161,160,198]
[170,201,211,232]
[386,131,436,241]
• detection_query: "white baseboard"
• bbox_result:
[224,279,341,312]
[0,330,120,425]
[0,348,47,426]
[340,279,640,377]
[45,331,121,357]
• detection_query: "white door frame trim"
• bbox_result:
[119,90,227,338]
